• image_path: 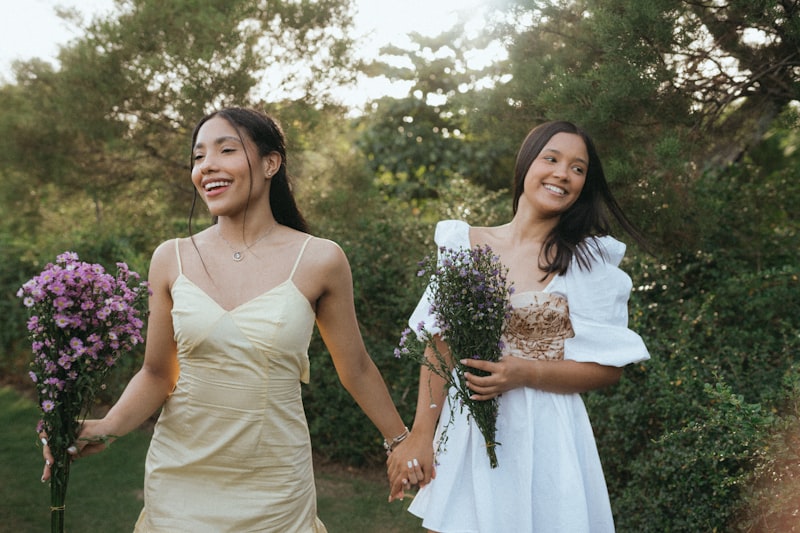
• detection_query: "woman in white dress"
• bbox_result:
[389,121,650,532]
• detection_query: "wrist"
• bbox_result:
[382,426,409,455]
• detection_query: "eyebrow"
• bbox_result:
[193,135,242,152]
[542,148,588,166]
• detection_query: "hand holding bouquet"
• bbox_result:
[396,245,513,468]
[18,251,149,532]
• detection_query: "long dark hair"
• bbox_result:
[512,121,646,274]
[188,107,309,234]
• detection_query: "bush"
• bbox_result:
[596,251,800,531]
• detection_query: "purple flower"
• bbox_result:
[53,296,73,311]
[18,250,149,463]
[394,244,512,469]
[48,281,66,296]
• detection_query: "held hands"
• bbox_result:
[386,431,436,502]
[39,419,116,482]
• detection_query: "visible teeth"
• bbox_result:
[205,180,231,191]
[543,184,566,195]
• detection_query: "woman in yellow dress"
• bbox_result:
[41,107,410,532]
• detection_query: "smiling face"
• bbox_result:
[519,132,588,219]
[190,116,270,218]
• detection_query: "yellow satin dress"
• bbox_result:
[134,237,326,532]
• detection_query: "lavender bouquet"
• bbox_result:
[17,252,149,533]
[396,245,513,468]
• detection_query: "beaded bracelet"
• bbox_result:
[383,426,410,455]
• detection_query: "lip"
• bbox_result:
[542,183,567,196]
[201,178,233,197]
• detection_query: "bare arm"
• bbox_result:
[98,240,181,435]
[386,337,449,501]
[312,241,409,497]
[462,356,622,400]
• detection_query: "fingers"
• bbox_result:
[463,372,500,400]
[39,436,52,482]
[388,481,406,502]
[41,460,51,482]
[460,357,493,372]
[406,457,423,486]
[462,356,516,399]
[40,435,54,462]
[38,431,94,484]
[388,457,423,501]
[387,456,426,502]
[387,468,408,502]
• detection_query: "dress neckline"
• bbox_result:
[174,274,313,314]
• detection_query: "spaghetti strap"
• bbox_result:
[289,236,313,280]
[173,239,183,274]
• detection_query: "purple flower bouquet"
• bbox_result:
[17,252,149,533]
[396,245,513,468]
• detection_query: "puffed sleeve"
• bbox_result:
[407,220,471,338]
[555,236,650,367]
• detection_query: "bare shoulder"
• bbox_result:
[302,236,349,273]
[290,235,351,305]
[148,238,181,288]
[150,239,176,268]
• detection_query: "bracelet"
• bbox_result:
[383,426,410,455]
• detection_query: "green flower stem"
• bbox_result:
[50,446,70,533]
[48,402,76,533]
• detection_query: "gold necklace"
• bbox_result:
[216,222,277,262]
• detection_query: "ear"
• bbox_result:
[262,152,281,179]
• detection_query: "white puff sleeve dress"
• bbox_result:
[407,220,649,533]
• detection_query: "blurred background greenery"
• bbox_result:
[1,0,798,531]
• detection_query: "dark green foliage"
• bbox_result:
[0,237,38,382]
[302,192,430,464]
[591,221,799,530]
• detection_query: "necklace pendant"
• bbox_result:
[232,251,243,262]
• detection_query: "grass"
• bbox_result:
[1,386,422,532]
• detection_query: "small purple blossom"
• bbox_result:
[48,281,66,296]
[18,251,150,469]
[394,243,513,469]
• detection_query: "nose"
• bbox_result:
[552,162,569,179]
[196,154,218,174]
